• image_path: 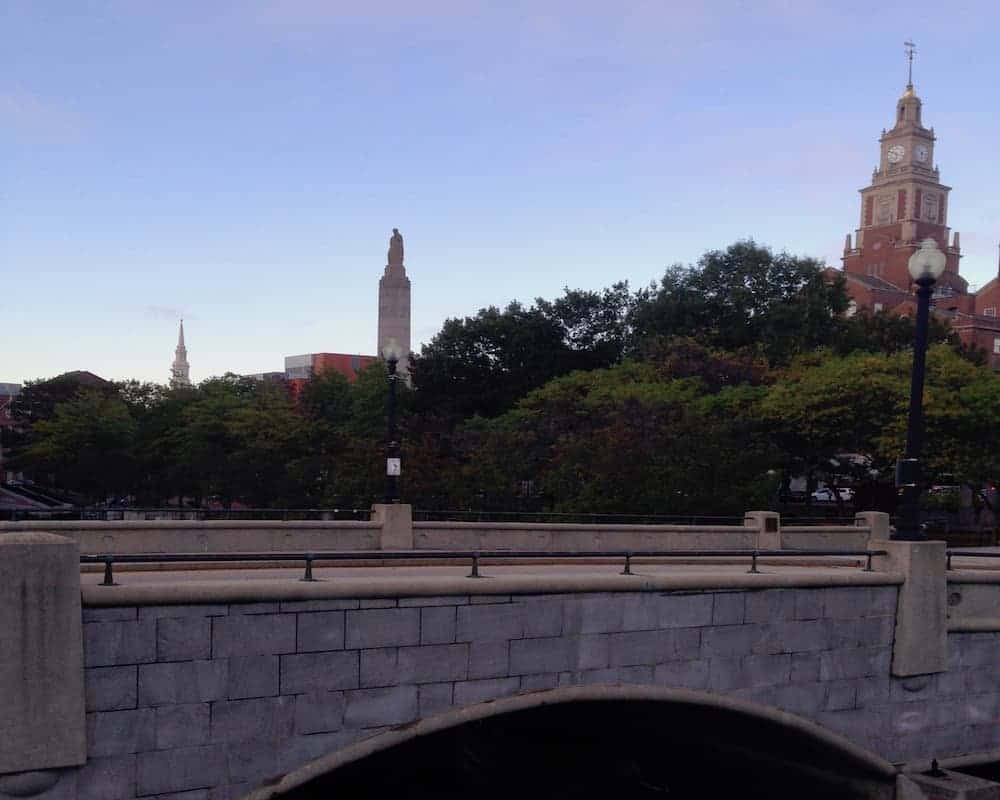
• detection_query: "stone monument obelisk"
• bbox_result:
[377,228,412,373]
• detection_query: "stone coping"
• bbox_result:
[782,526,872,533]
[244,685,896,799]
[0,520,380,531]
[413,521,750,532]
[81,569,904,606]
[948,619,1000,632]
[947,570,1000,583]
[930,745,1000,773]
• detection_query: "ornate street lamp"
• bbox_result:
[893,238,947,540]
[382,339,403,504]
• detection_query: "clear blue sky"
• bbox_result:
[4,1,1000,385]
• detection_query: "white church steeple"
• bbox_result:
[170,320,191,388]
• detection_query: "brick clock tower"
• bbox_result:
[842,81,965,295]
[837,46,1000,368]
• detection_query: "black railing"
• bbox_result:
[81,548,888,586]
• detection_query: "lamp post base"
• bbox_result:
[892,460,926,542]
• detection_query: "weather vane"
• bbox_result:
[904,40,916,87]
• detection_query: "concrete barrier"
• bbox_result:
[0,509,881,556]
[0,520,381,554]
[781,526,871,551]
[945,572,1000,631]
[412,522,756,551]
[0,533,85,781]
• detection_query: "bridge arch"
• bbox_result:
[245,685,897,799]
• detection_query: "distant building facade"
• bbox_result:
[284,352,378,388]
[833,75,1000,369]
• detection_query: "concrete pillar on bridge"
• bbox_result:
[856,511,891,539]
[372,503,413,550]
[873,536,948,677]
[745,511,781,549]
[0,533,86,797]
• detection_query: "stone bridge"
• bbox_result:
[3,513,1000,799]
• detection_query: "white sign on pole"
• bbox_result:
[386,458,401,476]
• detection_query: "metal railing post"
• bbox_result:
[102,556,116,586]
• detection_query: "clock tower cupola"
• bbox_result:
[843,43,963,294]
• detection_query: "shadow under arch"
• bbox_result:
[246,685,897,800]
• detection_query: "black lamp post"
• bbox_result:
[893,238,947,541]
[383,341,402,504]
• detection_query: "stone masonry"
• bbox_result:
[64,585,1000,800]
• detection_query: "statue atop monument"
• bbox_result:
[379,227,411,377]
[388,228,404,266]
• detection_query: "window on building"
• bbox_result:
[845,300,858,317]
[985,307,997,317]
[874,303,884,313]
[994,338,1000,355]
[876,198,892,225]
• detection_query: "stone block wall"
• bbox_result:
[72,587,1000,800]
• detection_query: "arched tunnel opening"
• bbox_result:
[277,697,894,799]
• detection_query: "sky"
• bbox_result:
[4,0,1000,385]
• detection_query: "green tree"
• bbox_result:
[630,240,848,364]
[535,282,636,370]
[456,363,777,515]
[17,390,137,503]
[134,385,200,505]
[759,345,1000,515]
[299,370,353,431]
[834,309,957,357]
[225,383,318,507]
[411,284,637,423]
[642,336,771,391]
[410,302,569,421]
[158,376,255,506]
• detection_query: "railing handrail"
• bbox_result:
[81,547,888,586]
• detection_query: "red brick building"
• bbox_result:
[832,78,1000,369]
[281,352,379,400]
[284,353,378,383]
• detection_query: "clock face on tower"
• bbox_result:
[887,144,905,164]
[915,144,929,163]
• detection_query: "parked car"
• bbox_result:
[811,487,855,503]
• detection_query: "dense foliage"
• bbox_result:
[6,240,999,519]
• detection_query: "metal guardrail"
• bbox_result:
[81,548,888,586]
[946,550,1000,570]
